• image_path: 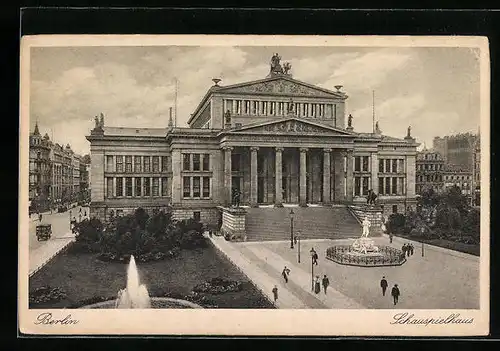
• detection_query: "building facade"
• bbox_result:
[416,149,444,194]
[29,122,90,210]
[443,165,473,197]
[29,124,52,211]
[87,58,420,225]
[432,133,478,170]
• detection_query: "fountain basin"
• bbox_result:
[326,245,406,267]
[81,297,203,309]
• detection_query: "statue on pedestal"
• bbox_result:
[362,217,371,237]
[348,114,353,128]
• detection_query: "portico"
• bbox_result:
[219,117,356,207]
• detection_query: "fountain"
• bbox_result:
[81,255,203,309]
[115,255,151,309]
[326,217,406,267]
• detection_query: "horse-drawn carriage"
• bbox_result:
[36,223,52,241]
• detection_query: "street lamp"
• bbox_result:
[295,231,301,263]
[289,209,295,249]
[310,248,315,291]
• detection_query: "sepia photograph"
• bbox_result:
[18,35,490,336]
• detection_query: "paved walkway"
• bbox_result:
[209,236,308,308]
[29,233,75,277]
[209,236,363,309]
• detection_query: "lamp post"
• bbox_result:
[296,231,301,263]
[289,209,294,249]
[310,248,315,291]
[421,227,425,257]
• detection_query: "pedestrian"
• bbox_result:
[380,276,388,296]
[406,243,411,257]
[282,266,290,283]
[391,284,401,305]
[322,274,330,294]
[410,244,414,256]
[402,244,407,256]
[39,213,42,222]
[314,275,321,294]
[79,213,82,222]
[311,248,319,266]
[79,207,82,213]
[272,285,279,303]
[84,210,87,217]
[389,234,393,244]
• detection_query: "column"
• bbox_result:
[223,146,233,206]
[299,148,308,207]
[371,152,379,194]
[346,149,354,202]
[323,148,332,205]
[150,177,153,198]
[250,146,259,207]
[274,147,284,207]
[132,176,135,197]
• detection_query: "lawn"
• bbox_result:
[29,243,275,309]
[394,234,480,256]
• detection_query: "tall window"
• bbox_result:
[362,176,369,195]
[202,154,210,171]
[152,178,159,196]
[362,156,369,172]
[135,178,142,197]
[161,156,168,172]
[392,178,397,195]
[203,177,210,198]
[143,157,151,173]
[385,177,391,195]
[161,177,168,196]
[270,102,276,115]
[193,176,201,197]
[251,101,257,115]
[354,157,361,172]
[143,178,150,196]
[106,156,113,172]
[125,177,132,196]
[183,177,191,198]
[244,100,250,114]
[152,156,159,172]
[379,159,384,173]
[261,101,267,115]
[385,159,391,173]
[399,177,405,194]
[183,154,190,171]
[354,177,361,196]
[193,154,200,171]
[125,156,132,173]
[116,156,123,173]
[134,156,142,172]
[116,177,123,197]
[107,178,113,198]
[236,100,242,114]
[392,159,398,173]
[379,177,384,195]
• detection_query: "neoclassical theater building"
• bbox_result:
[87,55,419,239]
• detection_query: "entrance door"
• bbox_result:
[232,176,241,203]
[257,177,265,203]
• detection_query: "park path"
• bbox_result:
[209,235,363,309]
[29,233,75,277]
[243,244,364,309]
[209,236,308,309]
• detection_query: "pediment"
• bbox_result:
[227,118,354,136]
[218,77,343,99]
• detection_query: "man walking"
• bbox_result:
[380,276,388,296]
[322,275,330,294]
[410,243,414,256]
[391,284,401,305]
[389,233,393,244]
[282,266,290,283]
[311,248,319,266]
[272,285,279,303]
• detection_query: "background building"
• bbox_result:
[29,123,90,211]
[29,123,52,212]
[432,133,478,170]
[443,165,473,198]
[416,148,444,194]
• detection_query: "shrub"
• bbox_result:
[29,286,67,305]
[192,277,244,295]
[387,213,405,234]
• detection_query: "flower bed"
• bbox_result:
[29,286,67,305]
[192,277,244,295]
[96,247,180,263]
[326,245,406,267]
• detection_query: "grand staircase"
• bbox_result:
[244,205,362,242]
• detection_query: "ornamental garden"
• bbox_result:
[29,207,274,309]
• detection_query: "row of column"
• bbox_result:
[222,146,354,207]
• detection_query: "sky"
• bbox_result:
[29,45,481,156]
